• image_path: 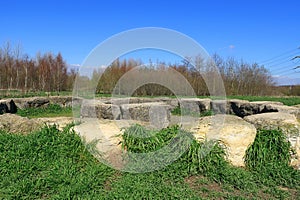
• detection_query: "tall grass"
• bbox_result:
[120,124,300,198]
[245,129,300,187]
[1,124,299,199]
[0,125,114,199]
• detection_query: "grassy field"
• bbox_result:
[17,104,73,118]
[227,96,300,106]
[0,124,299,199]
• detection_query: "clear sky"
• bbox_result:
[1,0,300,85]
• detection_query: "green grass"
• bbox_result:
[245,129,300,187]
[0,125,115,199]
[118,125,300,199]
[0,124,299,199]
[17,104,73,118]
[228,95,300,106]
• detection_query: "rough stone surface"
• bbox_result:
[179,98,211,114]
[49,96,83,107]
[266,104,300,119]
[0,114,43,134]
[101,97,179,110]
[81,100,121,120]
[228,100,283,117]
[192,114,257,167]
[211,100,229,114]
[12,96,82,109]
[244,112,299,136]
[154,97,179,110]
[13,97,50,109]
[179,98,201,114]
[120,102,171,129]
[244,112,300,168]
[250,101,284,106]
[249,101,283,114]
[101,97,160,105]
[74,119,124,169]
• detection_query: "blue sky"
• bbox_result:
[1,0,300,85]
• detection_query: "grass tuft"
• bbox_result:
[245,129,300,187]
[0,125,114,199]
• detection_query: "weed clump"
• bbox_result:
[245,129,300,187]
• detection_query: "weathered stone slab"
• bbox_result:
[81,100,121,120]
[211,100,228,114]
[179,98,211,114]
[13,97,50,109]
[192,114,257,167]
[267,104,300,119]
[120,102,171,129]
[49,96,83,107]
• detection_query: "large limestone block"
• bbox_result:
[80,100,121,120]
[244,112,299,136]
[267,104,300,119]
[120,102,171,129]
[48,96,83,107]
[13,97,50,109]
[179,98,211,114]
[192,114,257,167]
[154,97,179,110]
[210,100,229,114]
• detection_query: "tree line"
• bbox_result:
[0,42,276,96]
[94,55,275,96]
[0,42,76,94]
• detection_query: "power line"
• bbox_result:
[261,52,299,66]
[268,59,293,68]
[259,47,300,65]
[270,61,300,74]
[271,66,295,75]
[265,60,295,73]
[263,51,300,74]
[268,61,300,75]
[276,69,300,77]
